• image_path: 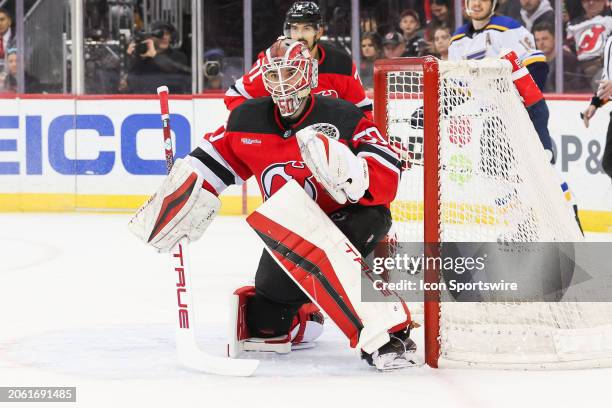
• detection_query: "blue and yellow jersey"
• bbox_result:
[448,15,545,68]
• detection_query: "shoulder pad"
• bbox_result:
[488,15,522,30]
[450,23,469,43]
[302,96,364,141]
[453,23,470,36]
[226,97,276,133]
[317,43,353,76]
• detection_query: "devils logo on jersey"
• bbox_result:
[578,24,607,56]
[315,89,339,98]
[261,161,317,200]
[353,126,388,146]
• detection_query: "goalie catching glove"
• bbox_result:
[296,125,369,204]
[128,158,221,252]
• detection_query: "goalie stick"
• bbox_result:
[156,86,259,377]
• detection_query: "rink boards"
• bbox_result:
[0,94,610,231]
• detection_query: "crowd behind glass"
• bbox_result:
[0,0,609,95]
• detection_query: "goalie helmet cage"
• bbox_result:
[374,56,612,370]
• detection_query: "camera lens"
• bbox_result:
[136,42,149,55]
[204,61,221,78]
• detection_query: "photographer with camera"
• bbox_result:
[203,48,224,90]
[126,20,190,94]
[202,48,243,91]
[0,48,42,93]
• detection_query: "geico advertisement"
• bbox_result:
[0,98,235,197]
[0,97,610,211]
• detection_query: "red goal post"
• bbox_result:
[373,56,612,370]
[374,56,442,368]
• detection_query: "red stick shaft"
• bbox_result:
[157,86,174,174]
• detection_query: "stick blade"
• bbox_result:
[157,85,169,95]
[176,330,259,377]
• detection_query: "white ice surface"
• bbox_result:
[0,213,611,408]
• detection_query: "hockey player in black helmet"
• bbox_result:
[283,1,324,54]
[224,1,373,118]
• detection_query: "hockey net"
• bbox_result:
[375,57,612,369]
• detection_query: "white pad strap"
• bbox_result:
[128,158,220,252]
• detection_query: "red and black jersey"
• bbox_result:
[188,95,399,215]
[224,42,373,119]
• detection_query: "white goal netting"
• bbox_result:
[383,58,612,369]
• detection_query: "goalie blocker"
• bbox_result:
[128,158,221,252]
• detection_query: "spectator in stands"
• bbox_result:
[565,0,612,88]
[497,0,523,21]
[562,2,571,27]
[426,0,454,40]
[575,0,609,19]
[371,1,426,37]
[399,9,425,57]
[0,8,14,65]
[126,20,190,94]
[382,31,410,58]
[1,48,42,93]
[433,26,452,60]
[402,1,427,25]
[565,0,585,21]
[534,22,590,92]
[520,0,555,32]
[360,31,382,90]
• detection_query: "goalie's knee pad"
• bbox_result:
[228,286,324,357]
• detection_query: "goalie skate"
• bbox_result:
[362,329,420,371]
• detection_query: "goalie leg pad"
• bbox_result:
[128,158,220,252]
[246,180,411,353]
[253,203,391,307]
[227,286,324,357]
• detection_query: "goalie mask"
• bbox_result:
[261,38,318,117]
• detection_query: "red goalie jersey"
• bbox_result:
[189,95,400,214]
[224,42,373,119]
